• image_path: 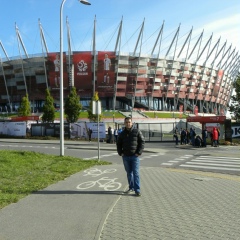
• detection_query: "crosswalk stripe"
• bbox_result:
[184,162,240,168]
[179,164,240,171]
[176,154,240,173]
[192,160,240,165]
[198,156,240,160]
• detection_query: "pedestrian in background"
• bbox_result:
[201,127,208,147]
[88,128,92,142]
[173,127,179,145]
[212,127,218,147]
[114,128,118,143]
[117,117,145,197]
[107,126,113,143]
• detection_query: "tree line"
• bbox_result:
[18,87,103,123]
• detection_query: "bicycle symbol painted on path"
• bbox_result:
[76,168,122,191]
[83,168,116,177]
[76,177,121,191]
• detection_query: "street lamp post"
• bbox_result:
[60,0,91,156]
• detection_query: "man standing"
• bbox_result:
[202,127,208,147]
[117,117,145,197]
[173,127,179,145]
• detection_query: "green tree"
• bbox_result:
[229,74,240,122]
[64,87,82,123]
[42,89,55,123]
[88,92,103,122]
[18,94,31,116]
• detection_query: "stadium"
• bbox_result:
[0,18,239,115]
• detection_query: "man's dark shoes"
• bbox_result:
[124,189,134,194]
[135,192,141,197]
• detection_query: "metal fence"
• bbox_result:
[116,120,202,142]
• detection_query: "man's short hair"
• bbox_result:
[124,117,132,122]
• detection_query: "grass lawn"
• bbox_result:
[144,112,188,119]
[54,110,125,119]
[0,150,110,209]
[2,111,188,120]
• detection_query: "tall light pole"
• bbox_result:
[60,0,91,156]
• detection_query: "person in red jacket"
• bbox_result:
[212,127,218,147]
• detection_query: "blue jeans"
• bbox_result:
[122,155,140,193]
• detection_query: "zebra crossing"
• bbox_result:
[162,154,240,174]
[83,152,165,160]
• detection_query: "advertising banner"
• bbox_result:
[205,123,220,132]
[97,51,115,96]
[72,52,92,90]
[70,122,106,139]
[212,69,224,97]
[0,122,26,136]
[232,126,240,138]
[47,53,68,90]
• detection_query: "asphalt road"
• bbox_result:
[0,139,239,175]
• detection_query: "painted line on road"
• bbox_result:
[198,156,240,160]
[184,162,240,168]
[179,164,240,171]
[192,159,240,165]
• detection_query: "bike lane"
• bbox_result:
[0,164,127,240]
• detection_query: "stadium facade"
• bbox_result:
[0,20,239,115]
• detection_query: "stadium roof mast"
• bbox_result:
[38,19,49,53]
[195,33,213,64]
[114,16,123,53]
[207,40,227,113]
[131,19,145,119]
[228,53,239,78]
[187,30,204,61]
[0,57,11,108]
[15,23,28,96]
[201,37,221,112]
[113,16,123,125]
[38,19,49,89]
[133,19,145,57]
[15,24,29,59]
[162,24,180,111]
[193,33,213,112]
[175,27,193,109]
[0,40,10,61]
[151,21,164,56]
[149,21,164,110]
[216,44,232,68]
[177,27,193,59]
[210,40,227,66]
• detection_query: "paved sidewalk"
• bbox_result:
[99,168,240,240]
[0,139,240,239]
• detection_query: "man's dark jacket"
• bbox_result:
[117,127,145,156]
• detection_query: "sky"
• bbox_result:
[0,0,240,64]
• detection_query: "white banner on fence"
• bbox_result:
[70,122,106,139]
[0,122,26,136]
